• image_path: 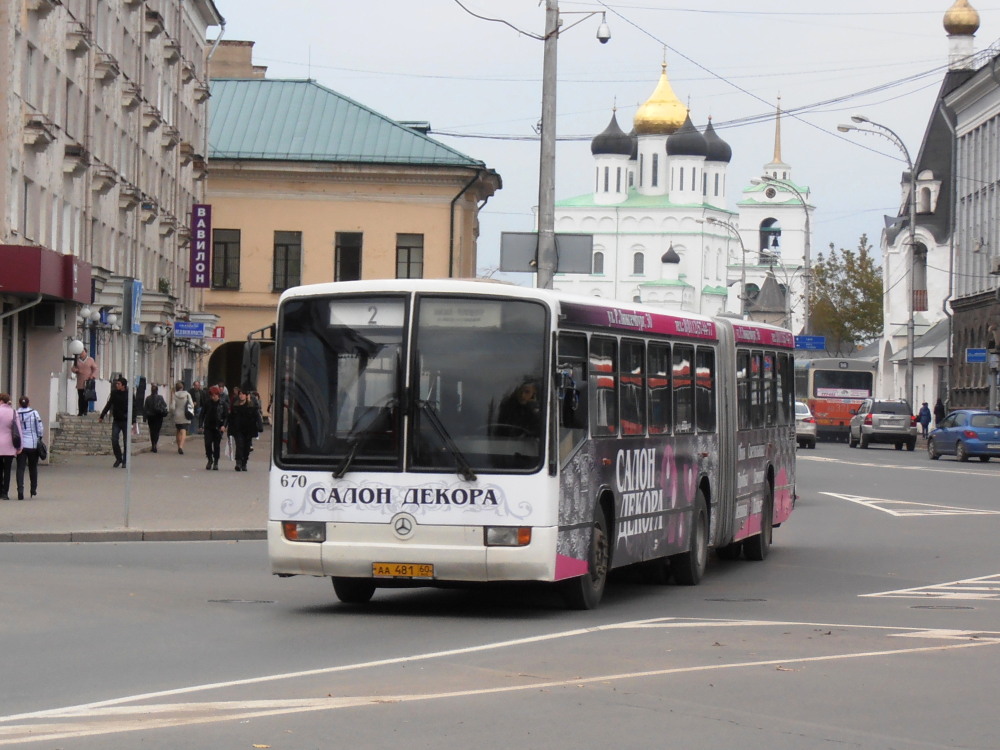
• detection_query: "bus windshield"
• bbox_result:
[410,295,547,473]
[276,293,548,474]
[277,294,406,468]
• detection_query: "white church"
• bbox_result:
[552,63,814,336]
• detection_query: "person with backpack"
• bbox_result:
[143,384,170,453]
[15,396,44,500]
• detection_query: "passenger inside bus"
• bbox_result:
[494,379,541,437]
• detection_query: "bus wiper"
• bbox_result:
[417,400,477,482]
[333,400,395,478]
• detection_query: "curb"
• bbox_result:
[0,529,267,544]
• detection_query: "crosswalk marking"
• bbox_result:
[863,574,1000,601]
[820,492,1000,517]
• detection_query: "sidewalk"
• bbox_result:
[0,429,270,543]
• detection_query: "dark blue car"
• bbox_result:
[927,410,1000,462]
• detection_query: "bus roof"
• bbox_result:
[278,279,793,346]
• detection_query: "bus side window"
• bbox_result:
[557,333,589,461]
[763,352,776,426]
[647,342,671,434]
[750,351,764,429]
[777,353,792,424]
[736,349,750,430]
[620,338,646,435]
[695,347,716,433]
[589,336,618,436]
[673,344,694,434]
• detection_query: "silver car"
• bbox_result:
[848,398,917,450]
[795,401,817,449]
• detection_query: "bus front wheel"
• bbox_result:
[671,491,708,585]
[332,577,376,604]
[562,504,609,610]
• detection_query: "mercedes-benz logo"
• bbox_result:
[392,513,415,539]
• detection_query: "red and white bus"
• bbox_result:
[268,280,796,608]
[794,357,878,441]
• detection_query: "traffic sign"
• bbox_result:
[795,335,826,351]
[966,348,987,364]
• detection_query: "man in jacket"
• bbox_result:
[98,377,133,468]
[202,386,229,470]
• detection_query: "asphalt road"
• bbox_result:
[1,440,998,749]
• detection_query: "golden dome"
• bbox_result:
[944,0,980,35]
[633,64,687,136]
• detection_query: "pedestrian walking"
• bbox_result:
[202,386,229,470]
[188,381,208,434]
[227,388,262,471]
[917,402,932,438]
[98,377,133,468]
[0,393,24,500]
[172,381,195,455]
[15,396,44,500]
[934,398,947,427]
[70,348,98,416]
[143,384,169,453]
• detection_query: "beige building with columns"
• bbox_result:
[202,42,501,408]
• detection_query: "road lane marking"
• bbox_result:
[798,454,998,476]
[863,573,1000,601]
[1,618,998,744]
[820,492,1000,516]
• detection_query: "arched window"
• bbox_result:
[639,155,644,187]
[603,167,609,192]
[759,218,781,253]
[633,252,645,275]
[651,154,659,187]
[918,186,932,213]
[593,251,605,275]
[678,167,684,191]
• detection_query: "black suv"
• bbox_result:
[848,399,917,450]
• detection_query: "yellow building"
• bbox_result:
[202,43,501,409]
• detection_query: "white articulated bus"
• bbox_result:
[268,280,796,608]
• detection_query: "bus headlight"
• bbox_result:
[484,527,532,547]
[282,521,326,543]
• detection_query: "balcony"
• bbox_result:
[94,52,120,82]
[912,289,928,312]
[63,144,89,175]
[119,185,141,211]
[23,113,57,149]
[181,61,196,83]
[179,141,195,165]
[145,10,165,37]
[121,83,141,110]
[163,38,181,64]
[140,201,159,224]
[66,22,92,56]
[142,104,162,131]
[91,166,117,193]
[161,125,180,150]
[27,0,60,17]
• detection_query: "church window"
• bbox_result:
[604,167,609,192]
[633,252,645,275]
[595,168,599,192]
[679,167,684,191]
[652,154,659,187]
[616,167,622,192]
[714,173,720,196]
[918,186,932,213]
[593,251,605,275]
[703,172,707,195]
[639,154,644,187]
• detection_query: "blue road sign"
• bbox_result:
[966,348,988,364]
[795,335,826,351]
[173,321,206,339]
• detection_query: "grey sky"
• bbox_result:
[213,1,995,277]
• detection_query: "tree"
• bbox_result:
[809,234,883,355]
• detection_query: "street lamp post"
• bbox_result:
[707,217,748,318]
[838,115,916,409]
[535,1,610,290]
[760,175,811,335]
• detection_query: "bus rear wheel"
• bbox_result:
[744,486,773,562]
[671,491,708,586]
[562,504,609,610]
[332,577,376,604]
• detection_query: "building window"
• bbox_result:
[679,167,685,191]
[632,252,644,275]
[593,251,605,275]
[714,173,720,196]
[651,154,659,187]
[396,233,424,278]
[335,232,362,281]
[211,228,241,289]
[639,154,644,187]
[616,167,621,193]
[272,230,302,291]
[604,166,609,192]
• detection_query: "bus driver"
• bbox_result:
[495,380,541,437]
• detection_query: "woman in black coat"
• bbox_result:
[143,384,169,453]
[227,388,261,472]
